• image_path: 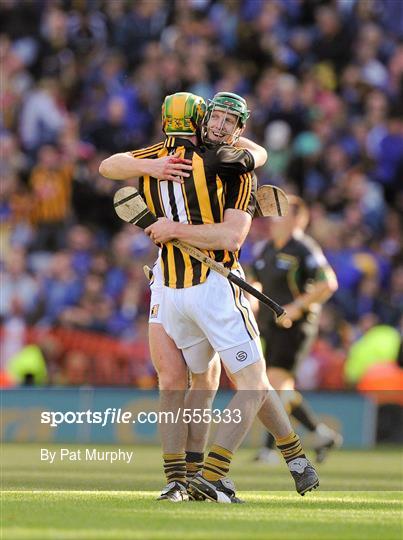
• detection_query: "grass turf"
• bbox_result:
[2,444,403,540]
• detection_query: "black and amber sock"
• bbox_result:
[202,445,233,482]
[163,453,186,486]
[185,451,204,482]
[275,431,306,464]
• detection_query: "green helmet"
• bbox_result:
[201,92,250,144]
[162,92,206,136]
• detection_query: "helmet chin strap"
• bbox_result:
[230,126,242,144]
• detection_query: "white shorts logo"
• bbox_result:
[236,351,248,362]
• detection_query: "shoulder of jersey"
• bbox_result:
[298,232,323,254]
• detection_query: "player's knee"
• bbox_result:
[157,369,188,391]
[191,363,221,390]
[190,373,217,390]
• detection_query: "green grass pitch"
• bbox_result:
[2,444,402,540]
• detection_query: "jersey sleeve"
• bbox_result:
[215,145,255,175]
[224,171,257,217]
[130,141,165,159]
[301,237,331,282]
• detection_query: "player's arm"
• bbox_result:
[293,269,338,311]
[285,250,338,321]
[145,210,251,252]
[144,171,256,251]
[236,136,268,168]
[99,150,192,182]
[215,145,256,176]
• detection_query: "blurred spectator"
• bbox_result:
[374,114,403,202]
[6,334,61,386]
[345,324,401,385]
[66,225,94,277]
[29,144,74,250]
[0,131,28,179]
[342,167,386,234]
[85,95,135,154]
[0,298,26,370]
[62,350,91,386]
[36,251,82,326]
[59,272,112,333]
[7,343,48,385]
[112,0,169,68]
[312,5,352,74]
[0,249,38,319]
[19,78,66,156]
[7,336,60,386]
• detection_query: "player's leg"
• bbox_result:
[200,274,319,496]
[147,263,192,501]
[190,347,317,502]
[190,269,272,454]
[255,366,294,463]
[282,321,343,462]
[159,285,221,501]
[187,341,270,503]
[253,369,319,495]
[259,323,342,464]
[149,322,189,501]
[164,271,317,500]
[220,351,320,496]
[185,354,221,482]
[184,270,315,501]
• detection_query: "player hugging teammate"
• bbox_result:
[100,91,320,502]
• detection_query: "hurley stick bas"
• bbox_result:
[255,185,289,217]
[114,186,290,326]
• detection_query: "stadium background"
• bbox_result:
[1,3,403,540]
[1,0,402,448]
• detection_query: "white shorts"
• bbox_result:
[148,258,163,324]
[181,335,263,375]
[161,267,262,374]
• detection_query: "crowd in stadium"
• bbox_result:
[1,0,402,388]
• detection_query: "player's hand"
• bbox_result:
[145,218,178,244]
[147,151,192,182]
[277,303,303,325]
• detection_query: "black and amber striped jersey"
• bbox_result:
[132,136,257,288]
[29,164,73,224]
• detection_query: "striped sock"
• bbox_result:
[202,445,233,482]
[275,431,306,463]
[163,453,186,486]
[185,451,204,482]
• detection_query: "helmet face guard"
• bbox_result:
[162,92,206,136]
[201,92,250,145]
